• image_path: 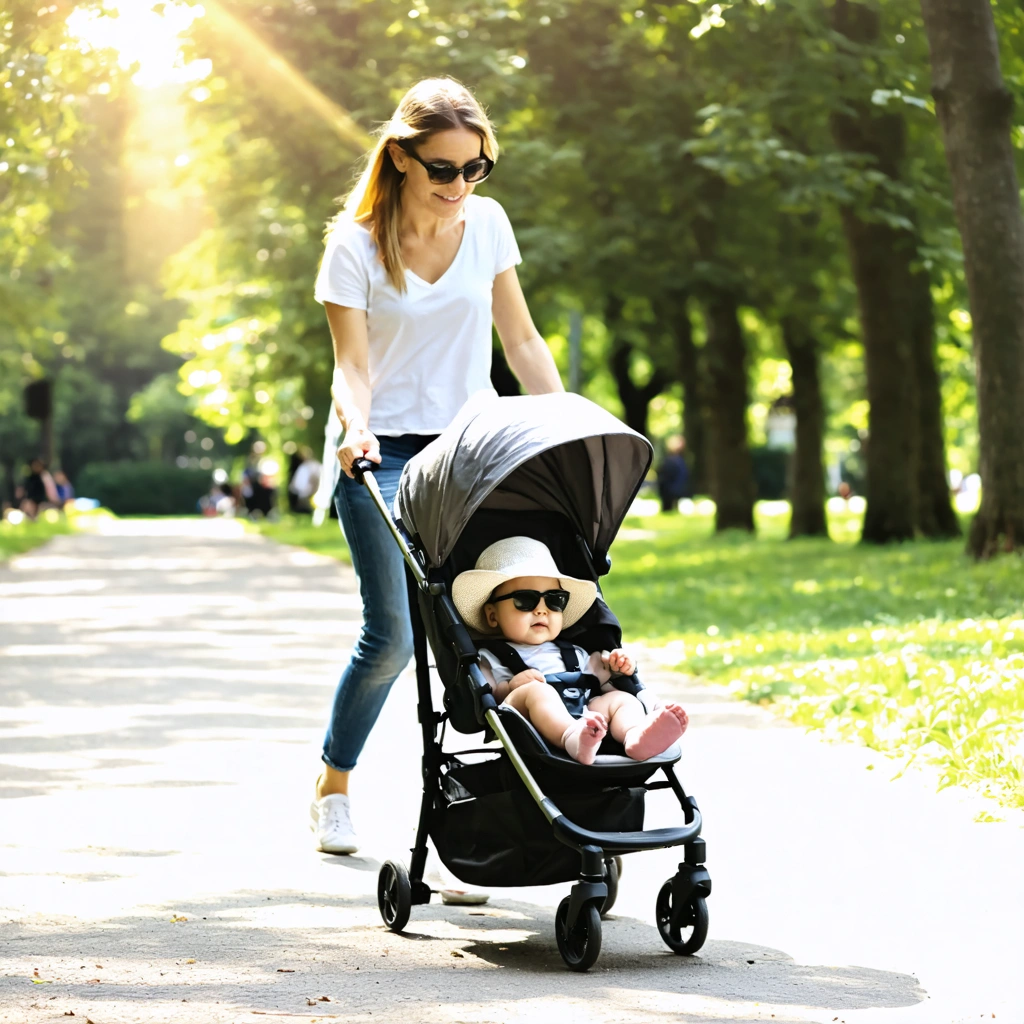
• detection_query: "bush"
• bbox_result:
[76,461,213,515]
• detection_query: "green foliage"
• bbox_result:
[601,509,1024,809]
[156,0,982,484]
[1,11,193,483]
[127,373,202,461]
[76,461,214,515]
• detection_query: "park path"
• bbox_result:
[0,518,1021,1024]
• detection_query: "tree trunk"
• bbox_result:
[605,296,667,438]
[691,176,755,531]
[663,292,710,494]
[909,264,961,538]
[701,290,755,531]
[832,0,919,543]
[782,317,828,538]
[919,0,1024,557]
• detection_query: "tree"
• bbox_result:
[919,0,1024,557]
[829,0,959,543]
[0,0,113,488]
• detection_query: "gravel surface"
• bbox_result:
[1,518,1021,1024]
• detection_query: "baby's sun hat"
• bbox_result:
[452,536,597,634]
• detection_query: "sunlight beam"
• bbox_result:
[201,0,373,151]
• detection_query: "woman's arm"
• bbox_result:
[324,301,379,478]
[492,266,565,395]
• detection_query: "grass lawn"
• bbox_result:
[0,509,74,561]
[255,514,351,563]
[603,505,1024,812]
[256,503,1023,811]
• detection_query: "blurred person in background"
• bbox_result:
[53,470,74,508]
[288,447,321,514]
[18,458,58,519]
[657,435,690,513]
[241,450,276,518]
[286,448,306,513]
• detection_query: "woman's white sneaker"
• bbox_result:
[310,793,359,854]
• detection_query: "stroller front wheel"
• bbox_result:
[378,860,412,932]
[655,881,708,955]
[555,896,602,972]
[600,855,619,918]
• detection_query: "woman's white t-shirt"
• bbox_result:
[314,193,521,437]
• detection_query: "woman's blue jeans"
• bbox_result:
[322,434,436,772]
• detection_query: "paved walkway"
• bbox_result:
[0,518,1021,1024]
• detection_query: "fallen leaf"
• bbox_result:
[170,915,188,923]
[450,950,464,958]
[86,979,100,984]
[185,959,196,964]
[306,999,317,1006]
[94,964,103,969]
[31,978,53,985]
[276,968,295,973]
[318,996,330,1002]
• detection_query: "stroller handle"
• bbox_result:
[352,457,377,483]
[353,454,427,587]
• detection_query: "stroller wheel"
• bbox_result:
[555,896,602,972]
[378,860,412,933]
[655,881,708,956]
[600,856,619,918]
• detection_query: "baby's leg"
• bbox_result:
[504,682,607,765]
[589,691,689,761]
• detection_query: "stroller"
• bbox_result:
[355,392,711,971]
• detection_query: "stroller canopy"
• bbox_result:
[395,393,653,571]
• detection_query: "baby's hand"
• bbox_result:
[602,649,636,676]
[508,669,545,690]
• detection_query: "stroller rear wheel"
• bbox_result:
[655,880,708,955]
[555,896,602,972]
[378,860,412,933]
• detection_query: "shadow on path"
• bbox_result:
[1,887,925,1023]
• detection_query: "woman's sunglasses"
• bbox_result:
[489,589,571,613]
[399,142,494,185]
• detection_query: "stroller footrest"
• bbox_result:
[551,809,702,854]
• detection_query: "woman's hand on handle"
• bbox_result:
[337,427,381,480]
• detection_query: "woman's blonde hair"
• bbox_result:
[337,78,498,292]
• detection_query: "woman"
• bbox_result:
[310,78,563,856]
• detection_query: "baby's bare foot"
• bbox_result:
[563,709,608,765]
[624,702,688,761]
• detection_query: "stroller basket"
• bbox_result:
[354,393,712,971]
[433,755,646,888]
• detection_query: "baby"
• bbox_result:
[452,537,688,765]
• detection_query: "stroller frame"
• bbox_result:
[355,459,712,971]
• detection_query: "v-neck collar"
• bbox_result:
[404,205,471,289]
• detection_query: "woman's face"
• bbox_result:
[389,127,483,221]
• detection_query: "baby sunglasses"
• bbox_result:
[398,141,494,185]
[489,589,571,613]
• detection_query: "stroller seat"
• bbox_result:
[495,705,681,784]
